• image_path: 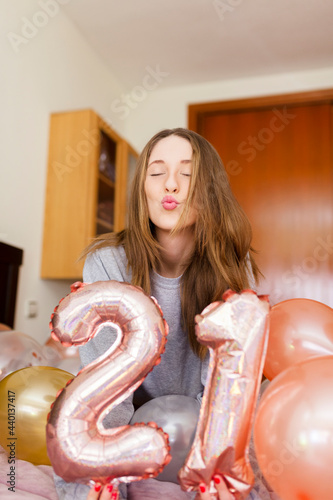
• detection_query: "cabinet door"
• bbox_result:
[41,110,99,279]
[113,141,138,230]
[96,129,117,235]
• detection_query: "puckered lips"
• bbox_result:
[161,195,180,210]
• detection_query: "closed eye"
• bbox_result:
[150,173,165,176]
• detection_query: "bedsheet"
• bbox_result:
[0,444,279,500]
[0,445,57,499]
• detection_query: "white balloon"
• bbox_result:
[41,345,63,367]
[0,330,48,381]
[56,357,81,375]
[130,395,200,484]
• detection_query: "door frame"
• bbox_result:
[188,88,333,132]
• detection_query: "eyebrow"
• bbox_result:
[147,159,192,167]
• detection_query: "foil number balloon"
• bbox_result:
[178,290,270,499]
[46,281,171,487]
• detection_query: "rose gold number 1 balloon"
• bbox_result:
[46,281,171,489]
[178,290,270,499]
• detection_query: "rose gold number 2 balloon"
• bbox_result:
[46,281,171,489]
[178,290,270,499]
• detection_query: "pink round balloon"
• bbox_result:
[264,298,333,380]
[254,355,333,500]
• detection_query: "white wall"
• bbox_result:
[122,66,333,152]
[0,0,126,344]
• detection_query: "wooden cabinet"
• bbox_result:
[41,109,137,279]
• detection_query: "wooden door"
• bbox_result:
[190,94,333,307]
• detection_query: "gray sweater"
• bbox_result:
[79,245,209,423]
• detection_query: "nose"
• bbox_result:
[164,172,179,193]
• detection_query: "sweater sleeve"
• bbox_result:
[82,246,127,283]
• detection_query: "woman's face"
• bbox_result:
[144,135,197,235]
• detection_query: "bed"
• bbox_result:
[0,444,56,500]
[0,444,193,499]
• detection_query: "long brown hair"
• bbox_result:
[82,128,261,359]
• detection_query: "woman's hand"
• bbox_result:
[87,483,119,500]
[197,475,235,500]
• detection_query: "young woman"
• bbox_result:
[55,128,270,500]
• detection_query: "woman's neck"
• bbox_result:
[155,227,195,278]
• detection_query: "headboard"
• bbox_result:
[0,242,23,328]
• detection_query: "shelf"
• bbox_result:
[96,218,114,233]
[98,172,115,188]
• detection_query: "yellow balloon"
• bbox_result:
[0,366,73,465]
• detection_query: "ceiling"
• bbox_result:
[62,0,333,89]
